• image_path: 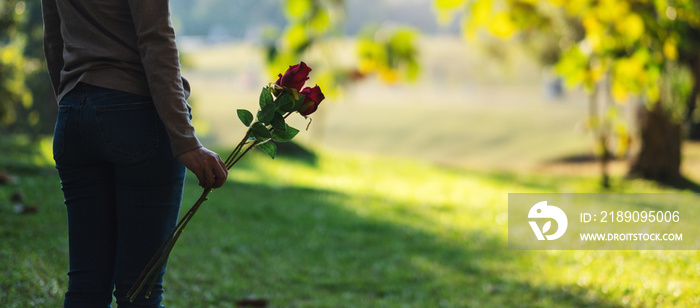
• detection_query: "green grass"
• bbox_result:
[2,38,699,307]
[0,167,67,307]
[2,146,698,307]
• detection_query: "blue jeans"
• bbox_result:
[54,83,185,308]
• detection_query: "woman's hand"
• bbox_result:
[177,147,228,188]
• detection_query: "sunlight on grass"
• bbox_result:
[235,149,515,238]
[215,147,700,307]
[4,34,700,307]
[0,135,54,169]
[2,146,699,307]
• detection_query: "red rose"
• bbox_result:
[298,85,325,116]
[275,62,311,92]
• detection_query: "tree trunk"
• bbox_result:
[628,102,683,185]
[599,134,611,188]
[684,56,700,139]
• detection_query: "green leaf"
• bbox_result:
[257,101,277,125]
[435,0,467,10]
[310,10,330,32]
[251,122,272,140]
[272,124,300,142]
[284,24,309,51]
[277,92,297,113]
[257,142,276,159]
[284,0,311,19]
[236,109,254,127]
[259,86,273,109]
[271,112,287,132]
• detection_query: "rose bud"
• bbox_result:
[275,61,312,92]
[298,85,325,116]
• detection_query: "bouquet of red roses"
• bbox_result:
[127,62,324,302]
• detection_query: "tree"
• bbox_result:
[0,0,55,138]
[674,5,700,139]
[251,0,421,147]
[17,0,55,136]
[435,0,700,187]
[0,0,31,129]
[263,0,420,94]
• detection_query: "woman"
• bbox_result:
[41,1,228,307]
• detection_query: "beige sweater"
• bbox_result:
[41,0,202,156]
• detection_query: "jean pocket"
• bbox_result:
[53,105,71,160]
[94,102,159,160]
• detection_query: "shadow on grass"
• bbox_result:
[168,180,623,307]
[270,141,318,166]
[653,175,700,193]
[544,152,700,193]
[0,155,630,307]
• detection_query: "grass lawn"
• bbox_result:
[2,38,699,307]
[1,144,698,307]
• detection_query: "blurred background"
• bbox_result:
[2,0,700,307]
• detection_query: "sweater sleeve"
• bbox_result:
[127,0,202,156]
[41,0,64,97]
